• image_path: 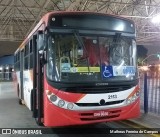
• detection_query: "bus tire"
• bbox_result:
[17,85,22,105]
[19,99,22,105]
[30,89,33,111]
[35,118,43,126]
[17,84,19,97]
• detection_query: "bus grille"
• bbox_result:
[80,115,120,121]
[75,100,124,107]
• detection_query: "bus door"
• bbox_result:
[32,32,44,125]
[20,49,24,102]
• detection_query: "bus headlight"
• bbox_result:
[126,89,140,105]
[131,95,136,102]
[46,90,75,110]
[50,94,57,102]
[126,98,131,104]
[58,100,65,107]
[136,92,139,96]
[67,103,74,110]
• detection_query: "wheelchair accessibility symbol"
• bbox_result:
[103,66,113,78]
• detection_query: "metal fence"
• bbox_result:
[139,71,160,116]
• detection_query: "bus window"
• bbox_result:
[29,39,33,68]
[24,44,29,70]
[24,44,29,56]
[30,40,33,53]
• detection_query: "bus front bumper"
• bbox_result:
[43,98,140,127]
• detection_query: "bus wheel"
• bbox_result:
[35,118,43,126]
[18,99,22,105]
[17,85,22,105]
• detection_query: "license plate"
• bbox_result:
[94,111,109,117]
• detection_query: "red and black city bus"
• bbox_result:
[14,11,140,127]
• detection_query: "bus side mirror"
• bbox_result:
[39,50,47,65]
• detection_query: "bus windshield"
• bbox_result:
[47,33,137,82]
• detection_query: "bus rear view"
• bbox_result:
[14,12,140,127]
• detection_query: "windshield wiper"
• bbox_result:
[73,30,90,72]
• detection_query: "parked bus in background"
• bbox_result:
[14,11,139,127]
[0,65,4,80]
[0,65,13,81]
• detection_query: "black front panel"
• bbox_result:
[48,14,135,33]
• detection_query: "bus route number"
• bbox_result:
[108,94,117,99]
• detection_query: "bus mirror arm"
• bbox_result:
[39,50,47,65]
